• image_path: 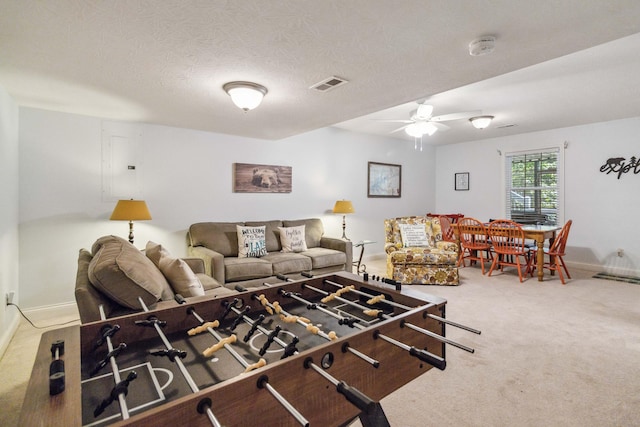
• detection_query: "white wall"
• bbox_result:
[16,106,640,311]
[0,87,20,357]
[18,107,436,309]
[435,118,640,276]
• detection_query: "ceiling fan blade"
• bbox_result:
[430,110,482,122]
[390,124,410,133]
[432,122,451,131]
[373,119,414,123]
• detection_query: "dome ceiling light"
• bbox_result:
[223,81,268,111]
[469,115,494,129]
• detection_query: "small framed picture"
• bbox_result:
[455,172,469,191]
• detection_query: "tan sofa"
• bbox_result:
[187,218,352,289]
[75,235,237,323]
[384,216,459,285]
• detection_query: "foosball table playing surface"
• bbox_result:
[19,272,479,427]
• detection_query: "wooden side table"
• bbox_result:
[353,240,376,274]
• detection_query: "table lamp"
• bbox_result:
[109,199,152,244]
[332,200,355,240]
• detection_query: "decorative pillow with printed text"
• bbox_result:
[279,225,308,253]
[237,225,268,258]
[398,223,430,247]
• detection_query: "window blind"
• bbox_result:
[505,149,559,225]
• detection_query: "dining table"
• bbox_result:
[520,225,562,281]
[452,223,561,281]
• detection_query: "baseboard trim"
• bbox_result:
[22,301,79,325]
[565,260,639,277]
[0,311,20,361]
[364,254,638,277]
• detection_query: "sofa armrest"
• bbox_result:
[181,257,206,274]
[435,241,459,253]
[188,246,225,284]
[385,242,402,254]
[320,237,353,269]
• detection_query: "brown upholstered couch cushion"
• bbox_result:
[88,235,170,309]
[146,241,205,297]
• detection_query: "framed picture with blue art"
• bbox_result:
[368,161,401,198]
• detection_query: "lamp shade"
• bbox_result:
[223,81,268,111]
[333,200,355,214]
[110,200,152,221]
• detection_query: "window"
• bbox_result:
[505,149,560,226]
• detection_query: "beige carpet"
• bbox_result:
[1,261,639,427]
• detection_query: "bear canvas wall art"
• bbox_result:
[233,163,292,193]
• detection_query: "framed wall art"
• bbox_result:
[368,161,401,198]
[455,172,469,191]
[233,163,292,193]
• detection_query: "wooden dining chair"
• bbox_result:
[438,216,456,242]
[457,217,493,274]
[530,219,573,284]
[487,219,532,282]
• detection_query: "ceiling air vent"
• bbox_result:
[310,76,349,92]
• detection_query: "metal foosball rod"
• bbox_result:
[137,298,222,427]
[278,289,381,368]
[251,292,387,368]
[222,299,300,358]
[315,286,475,353]
[323,279,482,335]
[300,284,446,370]
[187,306,309,426]
[251,293,337,342]
[303,357,390,427]
[256,375,309,427]
[94,305,133,420]
[187,307,266,372]
[324,279,420,312]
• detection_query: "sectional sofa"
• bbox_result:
[187,218,352,289]
[75,235,237,323]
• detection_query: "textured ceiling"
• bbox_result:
[2,1,640,143]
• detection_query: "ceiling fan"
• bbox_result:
[376,102,482,137]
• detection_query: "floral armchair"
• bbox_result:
[384,216,459,285]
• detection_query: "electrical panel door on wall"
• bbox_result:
[101,124,142,202]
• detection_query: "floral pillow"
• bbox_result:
[237,225,268,258]
[279,225,308,253]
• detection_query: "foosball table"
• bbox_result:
[19,272,479,426]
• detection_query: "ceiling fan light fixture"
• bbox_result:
[469,115,494,129]
[405,123,422,137]
[405,121,438,137]
[223,81,268,111]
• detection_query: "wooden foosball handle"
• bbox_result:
[203,334,237,358]
[243,358,267,373]
[188,320,220,336]
[367,294,385,305]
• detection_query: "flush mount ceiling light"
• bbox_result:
[469,115,494,129]
[223,81,268,111]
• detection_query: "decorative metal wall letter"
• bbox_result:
[599,156,639,179]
